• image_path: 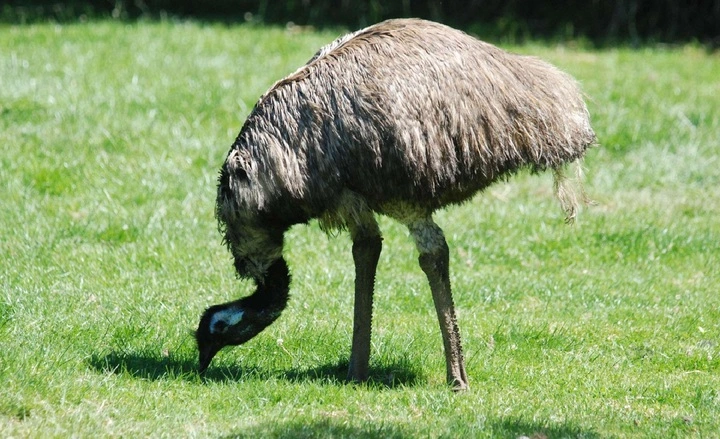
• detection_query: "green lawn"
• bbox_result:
[1,20,719,438]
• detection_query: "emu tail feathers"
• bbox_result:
[553,160,593,224]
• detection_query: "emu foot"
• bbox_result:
[450,377,469,392]
[447,355,469,392]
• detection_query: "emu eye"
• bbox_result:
[211,321,228,334]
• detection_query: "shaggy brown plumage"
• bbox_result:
[196,18,596,390]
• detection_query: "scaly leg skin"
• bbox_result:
[409,217,469,391]
[347,217,382,383]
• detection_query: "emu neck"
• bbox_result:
[240,257,291,322]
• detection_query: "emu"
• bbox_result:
[195,18,595,390]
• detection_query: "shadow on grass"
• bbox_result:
[219,416,600,438]
[87,350,274,382]
[87,351,423,389]
[282,357,425,389]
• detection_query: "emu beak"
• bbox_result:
[198,344,221,374]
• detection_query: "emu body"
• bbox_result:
[195,18,595,390]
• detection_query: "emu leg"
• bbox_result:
[347,223,382,383]
[409,218,469,391]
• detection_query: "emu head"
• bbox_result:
[195,304,265,373]
[195,257,290,373]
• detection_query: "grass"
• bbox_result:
[1,19,719,438]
